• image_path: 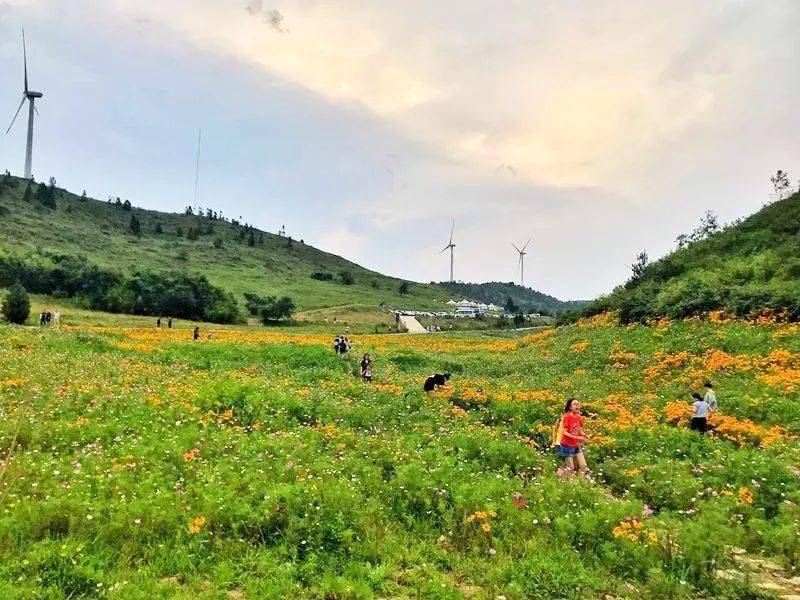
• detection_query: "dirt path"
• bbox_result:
[398,315,427,334]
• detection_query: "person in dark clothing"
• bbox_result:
[361,354,373,382]
[45,311,52,324]
[424,373,451,393]
[193,326,200,341]
[39,312,46,327]
[168,317,173,329]
[156,317,162,328]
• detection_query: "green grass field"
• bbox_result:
[1,311,799,599]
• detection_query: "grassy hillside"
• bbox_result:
[438,281,587,314]
[0,175,448,312]
[590,190,800,322]
[1,313,799,597]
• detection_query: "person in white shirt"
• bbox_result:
[690,392,710,433]
[704,382,718,412]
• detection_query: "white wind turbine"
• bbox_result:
[6,29,43,180]
[512,238,532,287]
[440,221,456,283]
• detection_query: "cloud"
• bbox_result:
[245,0,286,33]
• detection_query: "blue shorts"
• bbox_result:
[554,444,582,458]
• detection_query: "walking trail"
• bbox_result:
[398,315,427,334]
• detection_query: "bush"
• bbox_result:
[2,283,30,324]
[338,270,354,285]
[259,296,295,324]
[399,282,410,295]
[310,272,333,281]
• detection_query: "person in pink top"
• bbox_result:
[556,398,590,478]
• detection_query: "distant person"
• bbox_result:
[554,398,589,477]
[333,336,342,355]
[45,311,52,324]
[361,354,373,382]
[156,317,162,328]
[168,317,173,329]
[52,311,60,328]
[423,373,450,393]
[193,326,200,341]
[704,382,718,412]
[39,312,46,327]
[690,392,709,433]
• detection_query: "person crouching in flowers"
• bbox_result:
[552,398,589,478]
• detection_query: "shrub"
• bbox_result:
[338,270,354,285]
[310,272,333,281]
[2,282,30,324]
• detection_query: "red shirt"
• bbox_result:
[561,413,584,447]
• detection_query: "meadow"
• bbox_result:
[1,312,799,599]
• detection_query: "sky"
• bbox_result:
[1,0,798,300]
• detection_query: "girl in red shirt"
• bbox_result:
[556,398,589,477]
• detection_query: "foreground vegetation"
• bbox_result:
[1,310,799,598]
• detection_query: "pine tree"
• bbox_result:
[35,182,56,209]
[2,283,30,325]
[129,214,141,235]
[247,231,256,247]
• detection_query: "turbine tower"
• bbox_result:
[6,29,43,180]
[440,221,456,283]
[512,238,532,286]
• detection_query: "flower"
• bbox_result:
[481,523,491,533]
[188,516,207,534]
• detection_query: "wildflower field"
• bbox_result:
[1,314,799,599]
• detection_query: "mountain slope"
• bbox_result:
[437,281,587,314]
[590,190,800,322]
[0,175,448,311]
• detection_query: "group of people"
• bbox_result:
[333,336,352,357]
[689,382,718,433]
[38,310,60,327]
[156,317,174,329]
[551,382,721,478]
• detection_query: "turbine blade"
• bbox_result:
[439,245,450,254]
[22,28,28,93]
[512,242,521,253]
[6,96,26,134]
[521,237,532,252]
[449,220,454,245]
[33,104,39,117]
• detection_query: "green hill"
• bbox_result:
[437,281,587,315]
[0,174,448,319]
[590,189,800,322]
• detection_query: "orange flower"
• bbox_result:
[188,516,206,533]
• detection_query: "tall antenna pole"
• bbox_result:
[193,128,202,206]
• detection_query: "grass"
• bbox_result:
[0,176,449,312]
[1,310,799,598]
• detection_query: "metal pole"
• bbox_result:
[24,99,34,179]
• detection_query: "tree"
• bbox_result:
[259,296,295,324]
[21,182,33,203]
[122,199,132,211]
[338,270,354,285]
[154,223,163,234]
[129,214,141,235]
[247,231,256,247]
[34,182,56,209]
[513,312,526,327]
[187,227,199,241]
[399,282,410,295]
[504,296,519,314]
[770,170,792,204]
[2,283,30,324]
[176,226,184,238]
[630,251,649,280]
[81,190,87,199]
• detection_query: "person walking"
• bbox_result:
[704,382,717,412]
[156,317,162,328]
[193,326,200,341]
[168,317,173,329]
[361,354,373,382]
[554,398,589,478]
[690,392,709,433]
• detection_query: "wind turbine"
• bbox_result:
[512,238,532,287]
[6,29,43,180]
[440,221,456,282]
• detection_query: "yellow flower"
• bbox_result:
[188,516,206,534]
[481,523,491,533]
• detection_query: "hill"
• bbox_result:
[0,174,448,319]
[437,280,587,314]
[589,190,800,322]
